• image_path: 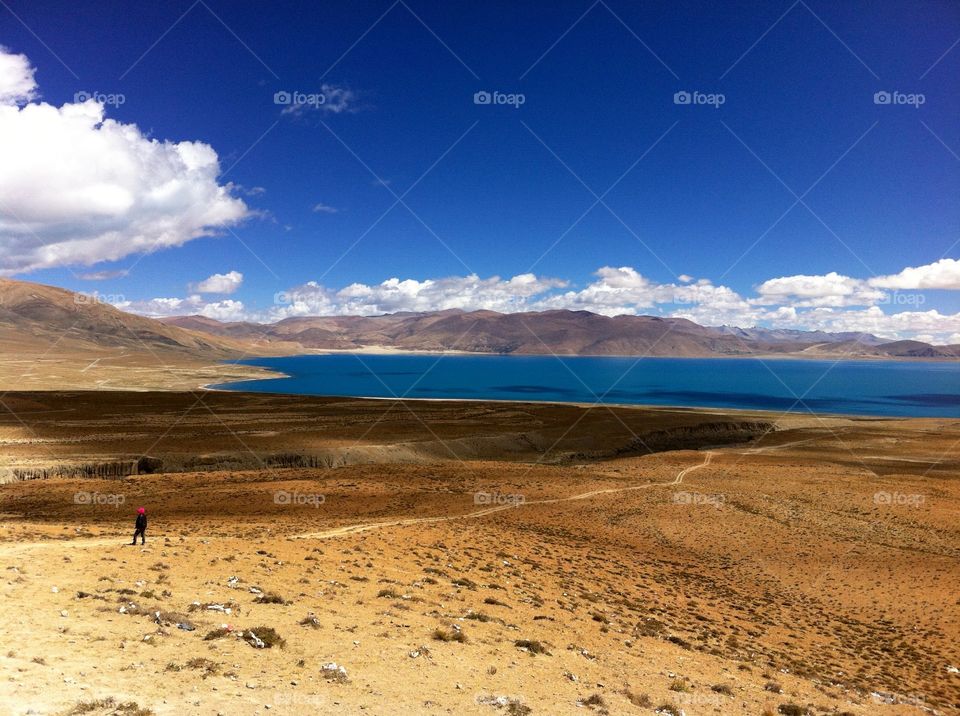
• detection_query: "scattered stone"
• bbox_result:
[321,662,348,683]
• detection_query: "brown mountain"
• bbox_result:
[1,278,954,365]
[0,278,248,358]
[162,306,959,359]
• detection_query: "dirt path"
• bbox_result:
[292,451,715,540]
[0,452,716,553]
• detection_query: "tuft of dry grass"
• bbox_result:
[203,627,231,641]
[431,626,467,643]
[244,626,285,648]
[253,592,287,605]
[68,698,154,716]
[514,639,549,655]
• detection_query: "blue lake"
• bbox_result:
[211,354,960,418]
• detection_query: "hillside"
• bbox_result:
[0,278,955,390]
[0,279,248,358]
[162,306,960,359]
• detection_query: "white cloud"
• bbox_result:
[191,270,244,294]
[312,202,338,214]
[0,47,36,104]
[0,47,250,275]
[753,272,885,307]
[869,258,960,290]
[195,299,248,321]
[277,273,568,318]
[768,306,960,343]
[122,294,249,322]
[120,266,960,345]
[281,83,358,116]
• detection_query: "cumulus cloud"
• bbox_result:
[122,294,250,322]
[190,270,244,294]
[868,258,960,290]
[753,272,886,307]
[312,202,339,214]
[125,264,960,344]
[769,306,960,343]
[277,273,568,318]
[0,47,251,275]
[0,47,36,104]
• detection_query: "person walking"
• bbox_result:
[132,507,147,545]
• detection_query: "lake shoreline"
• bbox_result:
[203,353,958,419]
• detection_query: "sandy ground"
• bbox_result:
[0,351,282,392]
[0,392,957,715]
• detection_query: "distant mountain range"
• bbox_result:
[160,305,960,360]
[1,278,957,362]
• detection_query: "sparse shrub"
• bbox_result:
[484,596,507,606]
[431,626,467,643]
[506,701,531,716]
[254,592,287,605]
[464,611,491,622]
[668,679,690,692]
[299,615,321,629]
[514,639,549,655]
[244,626,285,648]
[185,657,220,677]
[203,627,231,641]
[624,690,652,707]
[764,681,783,693]
[778,705,808,716]
[377,588,400,599]
[69,699,153,716]
[711,683,733,695]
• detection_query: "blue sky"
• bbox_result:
[0,0,958,341]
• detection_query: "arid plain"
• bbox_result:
[0,387,957,716]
